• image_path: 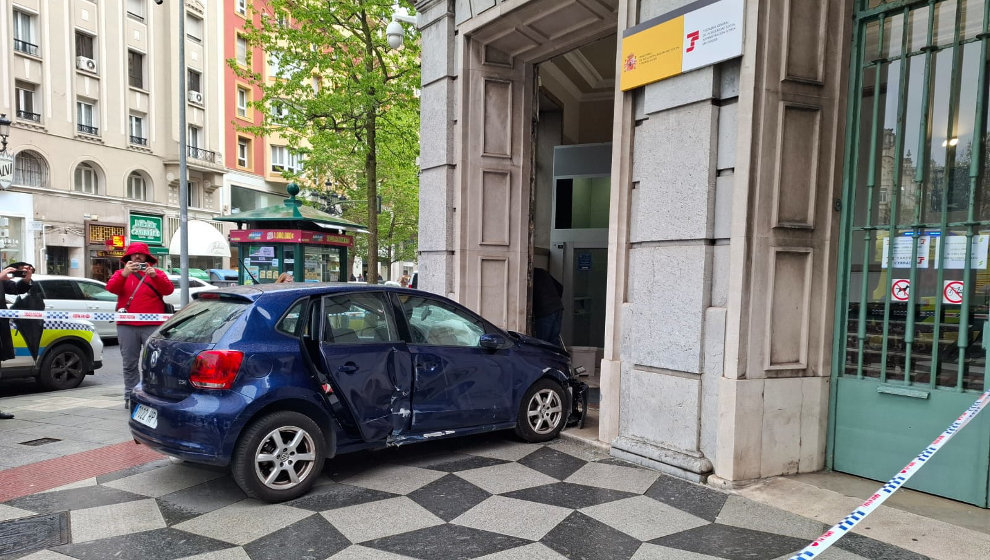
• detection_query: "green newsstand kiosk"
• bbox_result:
[216,183,367,284]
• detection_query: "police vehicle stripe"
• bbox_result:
[0,310,173,322]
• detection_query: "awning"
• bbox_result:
[168,220,231,257]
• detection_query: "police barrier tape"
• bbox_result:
[788,389,990,559]
[0,309,173,322]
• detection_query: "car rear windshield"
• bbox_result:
[157,300,249,343]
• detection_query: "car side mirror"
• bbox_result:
[479,333,507,351]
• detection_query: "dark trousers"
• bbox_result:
[118,324,160,399]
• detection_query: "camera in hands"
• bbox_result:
[11,270,26,278]
[136,263,148,271]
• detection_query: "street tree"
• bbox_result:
[232,0,421,283]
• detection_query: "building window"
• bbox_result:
[236,87,250,118]
[13,10,39,57]
[127,172,148,200]
[187,125,202,149]
[235,35,248,66]
[75,31,95,60]
[128,50,145,89]
[237,137,251,168]
[270,100,289,120]
[188,69,202,94]
[312,76,322,94]
[127,0,146,20]
[74,163,99,194]
[186,14,203,43]
[129,114,147,145]
[13,151,49,187]
[235,0,247,16]
[76,100,98,135]
[271,146,302,174]
[15,82,40,123]
[267,52,282,78]
[187,181,199,208]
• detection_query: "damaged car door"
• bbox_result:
[316,291,411,442]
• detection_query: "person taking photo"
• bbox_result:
[0,262,35,419]
[106,242,174,409]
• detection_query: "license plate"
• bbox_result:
[132,404,158,429]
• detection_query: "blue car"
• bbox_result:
[128,284,584,502]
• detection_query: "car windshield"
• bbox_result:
[157,300,248,343]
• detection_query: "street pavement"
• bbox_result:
[0,346,972,559]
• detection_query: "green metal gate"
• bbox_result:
[831,0,990,507]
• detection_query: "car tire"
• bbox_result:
[37,344,88,391]
[514,378,568,443]
[232,411,326,502]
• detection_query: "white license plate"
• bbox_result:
[132,404,158,429]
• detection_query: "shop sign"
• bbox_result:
[230,229,353,247]
[129,214,163,245]
[0,153,13,189]
[87,224,126,245]
[620,0,744,91]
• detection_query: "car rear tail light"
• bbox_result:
[189,350,243,389]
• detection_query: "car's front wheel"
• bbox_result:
[38,344,88,391]
[515,379,568,442]
[232,411,326,502]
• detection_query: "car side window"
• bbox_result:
[77,281,116,302]
[400,295,485,347]
[322,292,398,344]
[38,280,81,300]
[277,300,305,336]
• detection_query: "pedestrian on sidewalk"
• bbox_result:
[106,243,174,409]
[0,262,35,419]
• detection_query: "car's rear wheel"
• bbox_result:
[232,411,326,502]
[38,344,88,391]
[514,379,567,442]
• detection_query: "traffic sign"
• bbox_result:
[891,279,910,302]
[0,153,13,190]
[943,280,964,305]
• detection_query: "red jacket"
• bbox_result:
[106,270,175,326]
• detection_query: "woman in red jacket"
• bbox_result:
[106,242,174,409]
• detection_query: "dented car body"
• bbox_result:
[128,283,582,502]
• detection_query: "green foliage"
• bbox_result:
[232,0,421,281]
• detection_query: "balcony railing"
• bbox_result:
[77,124,99,136]
[130,135,148,146]
[187,146,218,163]
[13,38,39,57]
[16,110,40,122]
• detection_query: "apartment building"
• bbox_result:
[222,0,298,237]
[0,0,226,281]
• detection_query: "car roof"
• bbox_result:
[213,282,424,300]
[30,274,105,283]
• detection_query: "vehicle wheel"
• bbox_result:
[38,345,88,391]
[514,379,568,443]
[232,411,326,502]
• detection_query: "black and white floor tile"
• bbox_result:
[2,433,929,560]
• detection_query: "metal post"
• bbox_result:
[178,0,189,305]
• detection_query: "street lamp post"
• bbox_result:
[154,0,189,305]
[0,113,11,152]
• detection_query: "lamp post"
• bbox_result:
[0,113,11,152]
[154,0,189,305]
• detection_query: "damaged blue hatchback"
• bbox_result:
[129,284,585,502]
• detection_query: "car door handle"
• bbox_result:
[337,362,359,374]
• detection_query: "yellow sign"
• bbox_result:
[620,17,684,91]
[620,0,744,91]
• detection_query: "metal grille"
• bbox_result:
[838,0,990,392]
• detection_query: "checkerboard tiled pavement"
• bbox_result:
[0,421,929,560]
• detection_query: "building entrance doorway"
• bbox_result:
[832,0,990,507]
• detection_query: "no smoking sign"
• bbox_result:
[943,280,964,305]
